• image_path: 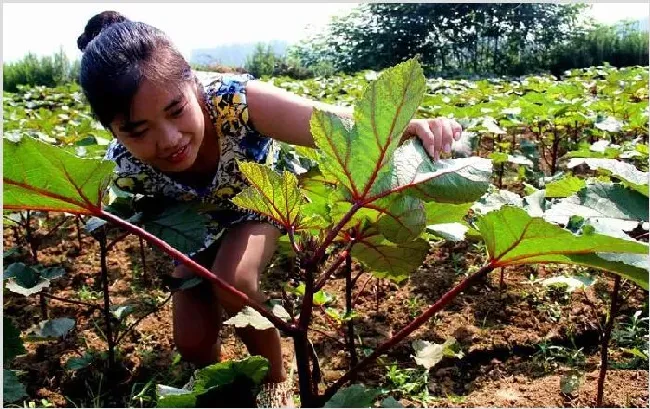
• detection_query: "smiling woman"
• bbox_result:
[75,9,461,408]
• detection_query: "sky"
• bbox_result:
[3,2,649,63]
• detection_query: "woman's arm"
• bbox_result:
[246,79,350,148]
[246,79,462,160]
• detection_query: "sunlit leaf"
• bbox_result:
[193,356,269,393]
[477,206,648,289]
[156,384,196,408]
[545,176,586,198]
[3,136,114,214]
[375,139,492,203]
[232,161,303,230]
[426,223,468,242]
[312,59,426,199]
[567,158,648,196]
[223,307,274,330]
[412,338,462,369]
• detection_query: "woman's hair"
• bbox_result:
[77,11,195,128]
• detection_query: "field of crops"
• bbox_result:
[3,62,649,408]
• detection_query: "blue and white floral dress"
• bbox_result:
[104,73,280,257]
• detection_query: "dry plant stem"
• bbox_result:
[99,234,115,371]
[596,275,621,407]
[352,274,374,306]
[550,126,560,176]
[138,236,148,285]
[76,215,83,249]
[344,253,359,373]
[322,263,495,403]
[99,210,293,334]
[115,293,172,345]
[39,291,101,310]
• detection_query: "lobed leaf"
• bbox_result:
[311,59,426,200]
[232,161,303,230]
[223,307,274,331]
[142,203,209,255]
[3,136,114,214]
[374,139,492,203]
[352,233,429,283]
[477,206,648,289]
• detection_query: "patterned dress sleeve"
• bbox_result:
[103,139,156,196]
[203,73,274,164]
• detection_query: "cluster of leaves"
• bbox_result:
[3,83,112,159]
[2,58,648,407]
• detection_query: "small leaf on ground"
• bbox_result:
[325,383,381,408]
[27,317,76,339]
[426,223,468,241]
[540,275,596,292]
[412,338,463,369]
[223,307,274,330]
[3,369,27,403]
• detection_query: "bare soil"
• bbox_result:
[3,213,648,408]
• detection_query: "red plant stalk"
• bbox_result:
[98,210,294,334]
[321,263,495,403]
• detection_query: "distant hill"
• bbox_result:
[190,40,289,68]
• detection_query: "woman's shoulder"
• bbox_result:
[195,71,255,96]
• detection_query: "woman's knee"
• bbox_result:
[172,288,222,366]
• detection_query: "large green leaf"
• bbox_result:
[3,318,26,363]
[352,59,426,196]
[193,356,269,393]
[424,202,473,225]
[545,184,648,241]
[156,385,196,408]
[311,59,425,199]
[477,206,648,289]
[545,176,586,198]
[374,139,492,203]
[374,195,426,243]
[3,369,27,403]
[325,384,381,408]
[142,203,209,255]
[352,233,429,283]
[567,158,649,196]
[3,136,114,214]
[232,161,303,230]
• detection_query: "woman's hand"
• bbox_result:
[403,118,463,161]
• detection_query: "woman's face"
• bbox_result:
[110,78,206,173]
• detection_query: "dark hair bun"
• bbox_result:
[77,10,129,52]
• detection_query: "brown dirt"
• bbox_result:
[3,213,648,408]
